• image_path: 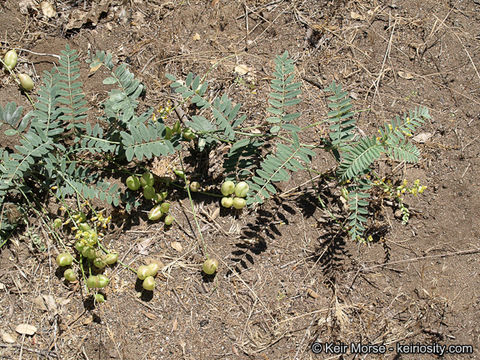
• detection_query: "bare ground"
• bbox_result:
[0,1,479,359]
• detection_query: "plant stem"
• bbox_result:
[178,156,207,256]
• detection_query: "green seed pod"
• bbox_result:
[81,246,97,260]
[182,128,196,140]
[126,175,141,191]
[147,262,160,277]
[202,258,219,275]
[221,197,233,208]
[96,274,109,288]
[221,181,235,196]
[189,181,200,192]
[232,197,247,210]
[140,172,155,187]
[164,215,174,226]
[137,265,150,280]
[3,49,17,70]
[174,169,185,179]
[148,205,162,221]
[160,202,170,214]
[64,268,77,282]
[56,252,73,267]
[104,253,118,265]
[93,257,106,269]
[165,126,173,140]
[142,276,155,291]
[53,218,63,229]
[234,181,249,198]
[143,185,155,200]
[173,121,181,134]
[86,275,98,289]
[18,73,34,91]
[74,241,85,253]
[94,293,105,303]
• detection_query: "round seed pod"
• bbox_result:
[104,253,118,265]
[148,205,162,221]
[221,197,233,208]
[142,276,155,291]
[126,175,141,191]
[137,265,150,280]
[3,49,18,70]
[232,197,247,210]
[140,172,155,187]
[202,258,219,275]
[143,185,155,200]
[64,269,77,282]
[18,73,34,91]
[56,252,73,267]
[221,181,235,196]
[234,181,249,198]
[164,215,174,226]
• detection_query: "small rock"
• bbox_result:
[15,324,37,336]
[40,1,56,18]
[2,332,16,343]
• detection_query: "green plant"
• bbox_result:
[323,81,429,240]
[167,51,428,241]
[0,43,429,308]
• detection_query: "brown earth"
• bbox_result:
[0,0,479,359]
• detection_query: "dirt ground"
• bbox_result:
[0,0,479,359]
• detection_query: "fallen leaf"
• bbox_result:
[172,318,178,331]
[234,64,252,75]
[211,0,220,6]
[41,1,56,18]
[350,11,365,20]
[2,332,16,343]
[171,241,183,252]
[15,324,37,336]
[397,70,414,80]
[412,132,433,143]
[192,33,201,41]
[0,282,6,290]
